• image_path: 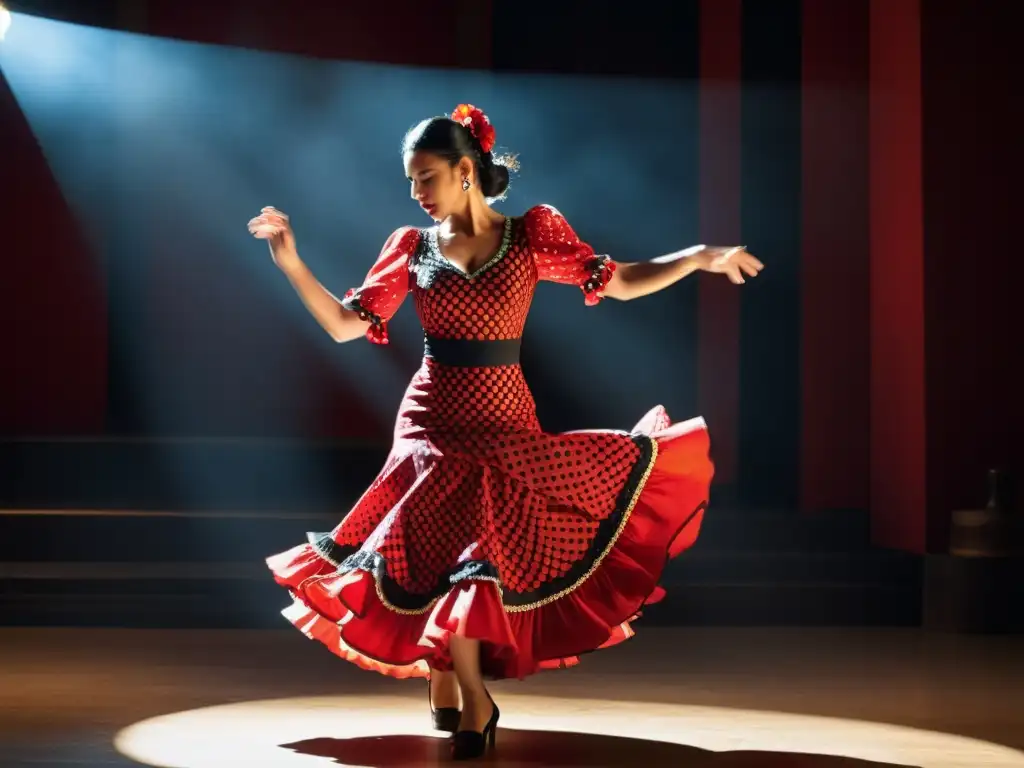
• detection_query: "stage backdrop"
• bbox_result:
[1,0,1018,554]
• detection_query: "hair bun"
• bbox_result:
[402,112,517,201]
[479,161,510,199]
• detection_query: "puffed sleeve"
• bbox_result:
[524,204,618,306]
[339,226,419,344]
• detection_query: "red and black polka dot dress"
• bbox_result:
[267,204,714,680]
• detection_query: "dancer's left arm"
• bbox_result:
[604,243,762,301]
[525,204,763,304]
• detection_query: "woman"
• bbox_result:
[249,103,762,761]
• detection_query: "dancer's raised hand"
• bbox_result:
[248,207,300,272]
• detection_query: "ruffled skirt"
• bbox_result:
[266,405,712,680]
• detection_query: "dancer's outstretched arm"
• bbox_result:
[603,245,763,302]
[525,204,763,306]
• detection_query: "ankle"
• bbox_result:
[460,687,490,706]
[429,673,459,705]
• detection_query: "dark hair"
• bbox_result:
[402,116,515,200]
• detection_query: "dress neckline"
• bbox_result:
[427,217,513,281]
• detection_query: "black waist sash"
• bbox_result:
[423,334,522,367]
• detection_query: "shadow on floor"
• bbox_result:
[282,729,917,767]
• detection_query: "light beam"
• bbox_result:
[0,4,11,41]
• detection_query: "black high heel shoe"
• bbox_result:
[450,692,499,761]
[427,677,461,733]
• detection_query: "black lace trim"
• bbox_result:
[410,217,514,290]
[582,254,614,295]
[306,433,659,613]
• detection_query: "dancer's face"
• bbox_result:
[405,150,473,222]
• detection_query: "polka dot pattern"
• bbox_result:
[412,217,535,340]
[327,208,648,610]
[525,204,617,305]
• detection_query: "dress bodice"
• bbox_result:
[337,204,617,346]
[410,217,535,341]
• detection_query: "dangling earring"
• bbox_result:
[462,177,471,192]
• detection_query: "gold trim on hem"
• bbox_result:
[302,435,659,617]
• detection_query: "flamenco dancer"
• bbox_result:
[249,103,762,761]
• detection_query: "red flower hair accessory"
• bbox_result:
[451,103,496,154]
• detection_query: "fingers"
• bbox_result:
[741,251,765,272]
[730,248,763,280]
[703,245,765,285]
[247,219,283,237]
[261,206,289,220]
[248,210,290,239]
[248,215,285,229]
[249,226,285,240]
[740,258,761,278]
[250,227,282,240]
[252,214,288,228]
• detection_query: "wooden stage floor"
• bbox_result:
[1,626,1022,767]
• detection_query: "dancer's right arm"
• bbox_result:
[281,260,370,344]
[248,206,368,343]
[249,207,416,345]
